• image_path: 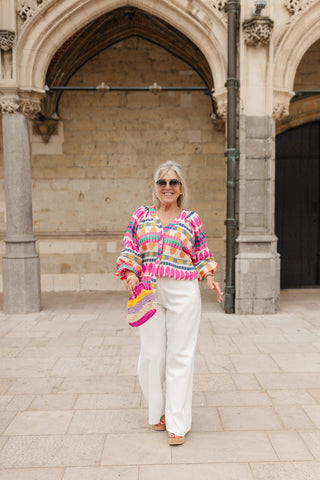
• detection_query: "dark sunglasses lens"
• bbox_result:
[170,180,180,187]
[157,179,167,186]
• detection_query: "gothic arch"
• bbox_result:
[16,0,227,109]
[273,2,320,111]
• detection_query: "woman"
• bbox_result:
[116,161,221,445]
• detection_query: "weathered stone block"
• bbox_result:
[235,251,280,314]
[180,94,193,108]
[245,138,268,158]
[245,116,274,139]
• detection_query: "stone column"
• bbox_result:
[236,9,279,314]
[1,97,41,313]
[236,115,280,314]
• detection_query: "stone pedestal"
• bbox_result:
[235,115,280,314]
[236,234,280,314]
[2,113,41,313]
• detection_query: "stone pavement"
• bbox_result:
[0,288,320,479]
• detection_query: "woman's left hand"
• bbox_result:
[206,275,222,303]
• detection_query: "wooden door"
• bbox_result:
[275,122,320,288]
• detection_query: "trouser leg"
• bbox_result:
[137,300,166,425]
[164,279,201,437]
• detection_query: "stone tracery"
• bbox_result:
[0,31,15,80]
[285,0,317,15]
[17,0,49,23]
[206,0,227,11]
[17,2,35,21]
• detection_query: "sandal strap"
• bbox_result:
[158,415,165,424]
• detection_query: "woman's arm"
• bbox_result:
[190,212,221,303]
[116,207,147,280]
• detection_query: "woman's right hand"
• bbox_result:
[126,274,139,298]
[206,275,222,303]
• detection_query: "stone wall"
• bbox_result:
[0,37,225,291]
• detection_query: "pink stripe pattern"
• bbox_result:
[116,206,218,290]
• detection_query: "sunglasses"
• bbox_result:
[156,179,181,188]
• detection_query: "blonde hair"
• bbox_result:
[152,161,188,209]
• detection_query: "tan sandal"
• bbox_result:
[168,432,185,445]
[151,415,166,431]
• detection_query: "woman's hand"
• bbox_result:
[206,275,222,303]
[125,272,139,298]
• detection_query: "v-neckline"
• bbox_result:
[154,206,184,229]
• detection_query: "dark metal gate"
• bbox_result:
[275,121,320,288]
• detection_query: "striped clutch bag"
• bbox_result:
[127,282,157,327]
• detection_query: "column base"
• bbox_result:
[235,250,280,314]
[235,234,280,314]
[2,253,41,314]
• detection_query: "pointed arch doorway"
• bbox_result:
[26,6,227,294]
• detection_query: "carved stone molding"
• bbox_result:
[216,102,228,119]
[0,97,41,119]
[17,0,49,24]
[32,119,58,143]
[21,99,41,119]
[206,0,227,11]
[212,91,228,120]
[243,17,274,47]
[273,89,295,120]
[0,31,15,51]
[211,116,226,132]
[273,103,290,120]
[285,0,317,15]
[17,2,35,21]
[0,98,20,114]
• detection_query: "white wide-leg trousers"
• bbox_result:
[137,277,201,437]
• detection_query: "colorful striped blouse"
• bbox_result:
[116,206,218,289]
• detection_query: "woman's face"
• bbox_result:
[157,169,182,208]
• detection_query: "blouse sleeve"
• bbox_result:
[190,212,219,280]
[115,206,146,280]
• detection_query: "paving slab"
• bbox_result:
[274,405,315,429]
[101,432,171,465]
[63,466,139,480]
[299,431,320,460]
[29,394,77,411]
[267,389,316,405]
[0,434,105,468]
[170,431,277,463]
[139,463,254,480]
[206,390,271,407]
[267,431,313,461]
[218,406,282,430]
[68,408,149,434]
[4,410,73,436]
[250,461,320,480]
[0,468,64,480]
[74,392,141,410]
